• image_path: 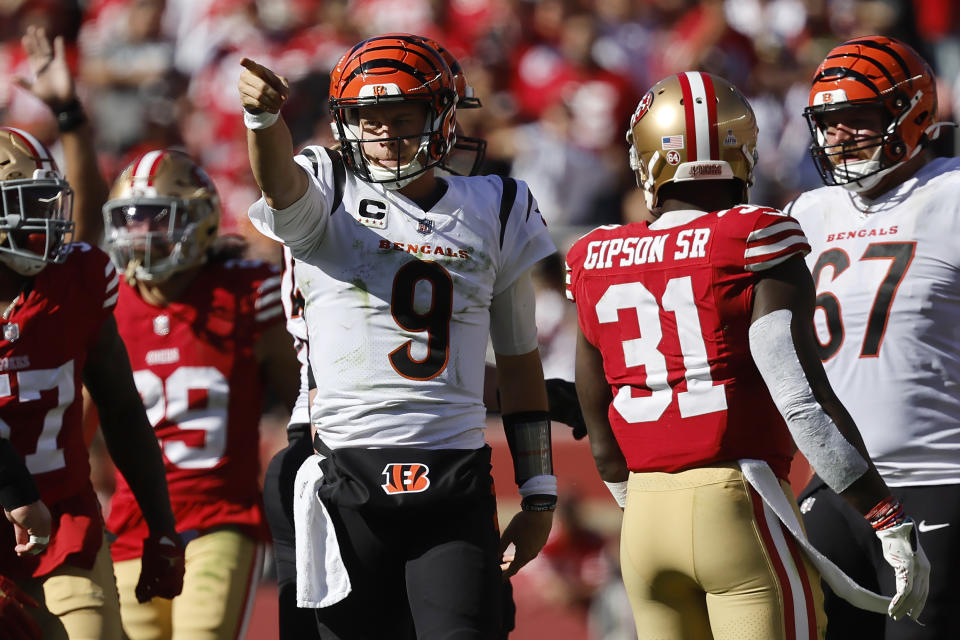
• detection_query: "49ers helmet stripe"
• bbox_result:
[3,127,54,171]
[677,72,720,162]
[133,150,166,186]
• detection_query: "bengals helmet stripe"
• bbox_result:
[677,72,720,162]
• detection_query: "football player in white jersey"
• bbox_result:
[785,35,958,640]
[240,33,557,637]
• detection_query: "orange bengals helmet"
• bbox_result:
[407,35,487,176]
[329,34,457,189]
[626,72,758,209]
[804,36,944,192]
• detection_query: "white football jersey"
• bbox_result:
[281,245,311,427]
[786,156,960,486]
[250,147,556,450]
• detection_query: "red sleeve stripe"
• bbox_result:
[747,219,804,242]
[255,305,284,323]
[745,231,809,259]
[255,290,283,310]
[564,261,575,301]
[745,244,811,272]
[132,150,166,186]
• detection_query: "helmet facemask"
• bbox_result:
[0,171,75,276]
[806,97,922,193]
[103,197,216,284]
[333,95,456,190]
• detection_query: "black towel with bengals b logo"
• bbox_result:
[316,445,494,513]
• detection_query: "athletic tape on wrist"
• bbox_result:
[519,474,558,498]
[243,108,279,130]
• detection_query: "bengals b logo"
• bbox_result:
[381,463,431,495]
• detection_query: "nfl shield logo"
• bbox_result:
[416,218,433,235]
[2,323,19,342]
[153,315,171,336]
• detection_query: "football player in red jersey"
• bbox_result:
[567,72,929,640]
[92,149,300,640]
[1,29,183,640]
[786,36,960,640]
[241,34,556,638]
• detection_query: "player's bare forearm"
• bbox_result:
[494,349,548,414]
[575,328,627,481]
[62,124,108,245]
[84,316,176,535]
[239,57,306,209]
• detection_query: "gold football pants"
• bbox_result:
[113,528,262,640]
[620,464,827,640]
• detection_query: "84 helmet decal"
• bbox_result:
[626,72,758,210]
[804,36,949,192]
[0,127,75,276]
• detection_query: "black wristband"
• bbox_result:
[503,410,553,486]
[0,439,40,511]
[521,494,558,512]
[54,99,87,133]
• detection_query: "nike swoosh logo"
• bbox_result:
[917,520,950,533]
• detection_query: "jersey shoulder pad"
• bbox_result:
[716,205,809,272]
[564,225,620,302]
[62,242,120,311]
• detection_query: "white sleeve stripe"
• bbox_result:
[103,292,119,308]
[255,306,284,322]
[744,233,807,259]
[257,276,283,293]
[105,261,117,277]
[745,248,807,272]
[105,272,120,292]
[256,290,283,309]
[747,220,804,242]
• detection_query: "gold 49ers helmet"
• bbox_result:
[626,72,758,209]
[804,36,945,192]
[0,127,75,276]
[329,33,457,189]
[103,150,219,284]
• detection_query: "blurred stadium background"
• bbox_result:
[3,0,955,637]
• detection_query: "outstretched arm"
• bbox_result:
[238,58,306,209]
[19,26,107,245]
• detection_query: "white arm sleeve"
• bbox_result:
[489,269,539,356]
[748,309,869,493]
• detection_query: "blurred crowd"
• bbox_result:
[2,2,956,638]
[2,0,957,258]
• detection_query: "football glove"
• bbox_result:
[545,378,586,440]
[0,574,42,640]
[135,533,185,603]
[876,518,930,621]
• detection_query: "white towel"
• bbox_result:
[739,458,890,614]
[294,453,351,608]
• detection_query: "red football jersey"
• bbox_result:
[107,258,283,561]
[0,243,118,577]
[566,206,810,479]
